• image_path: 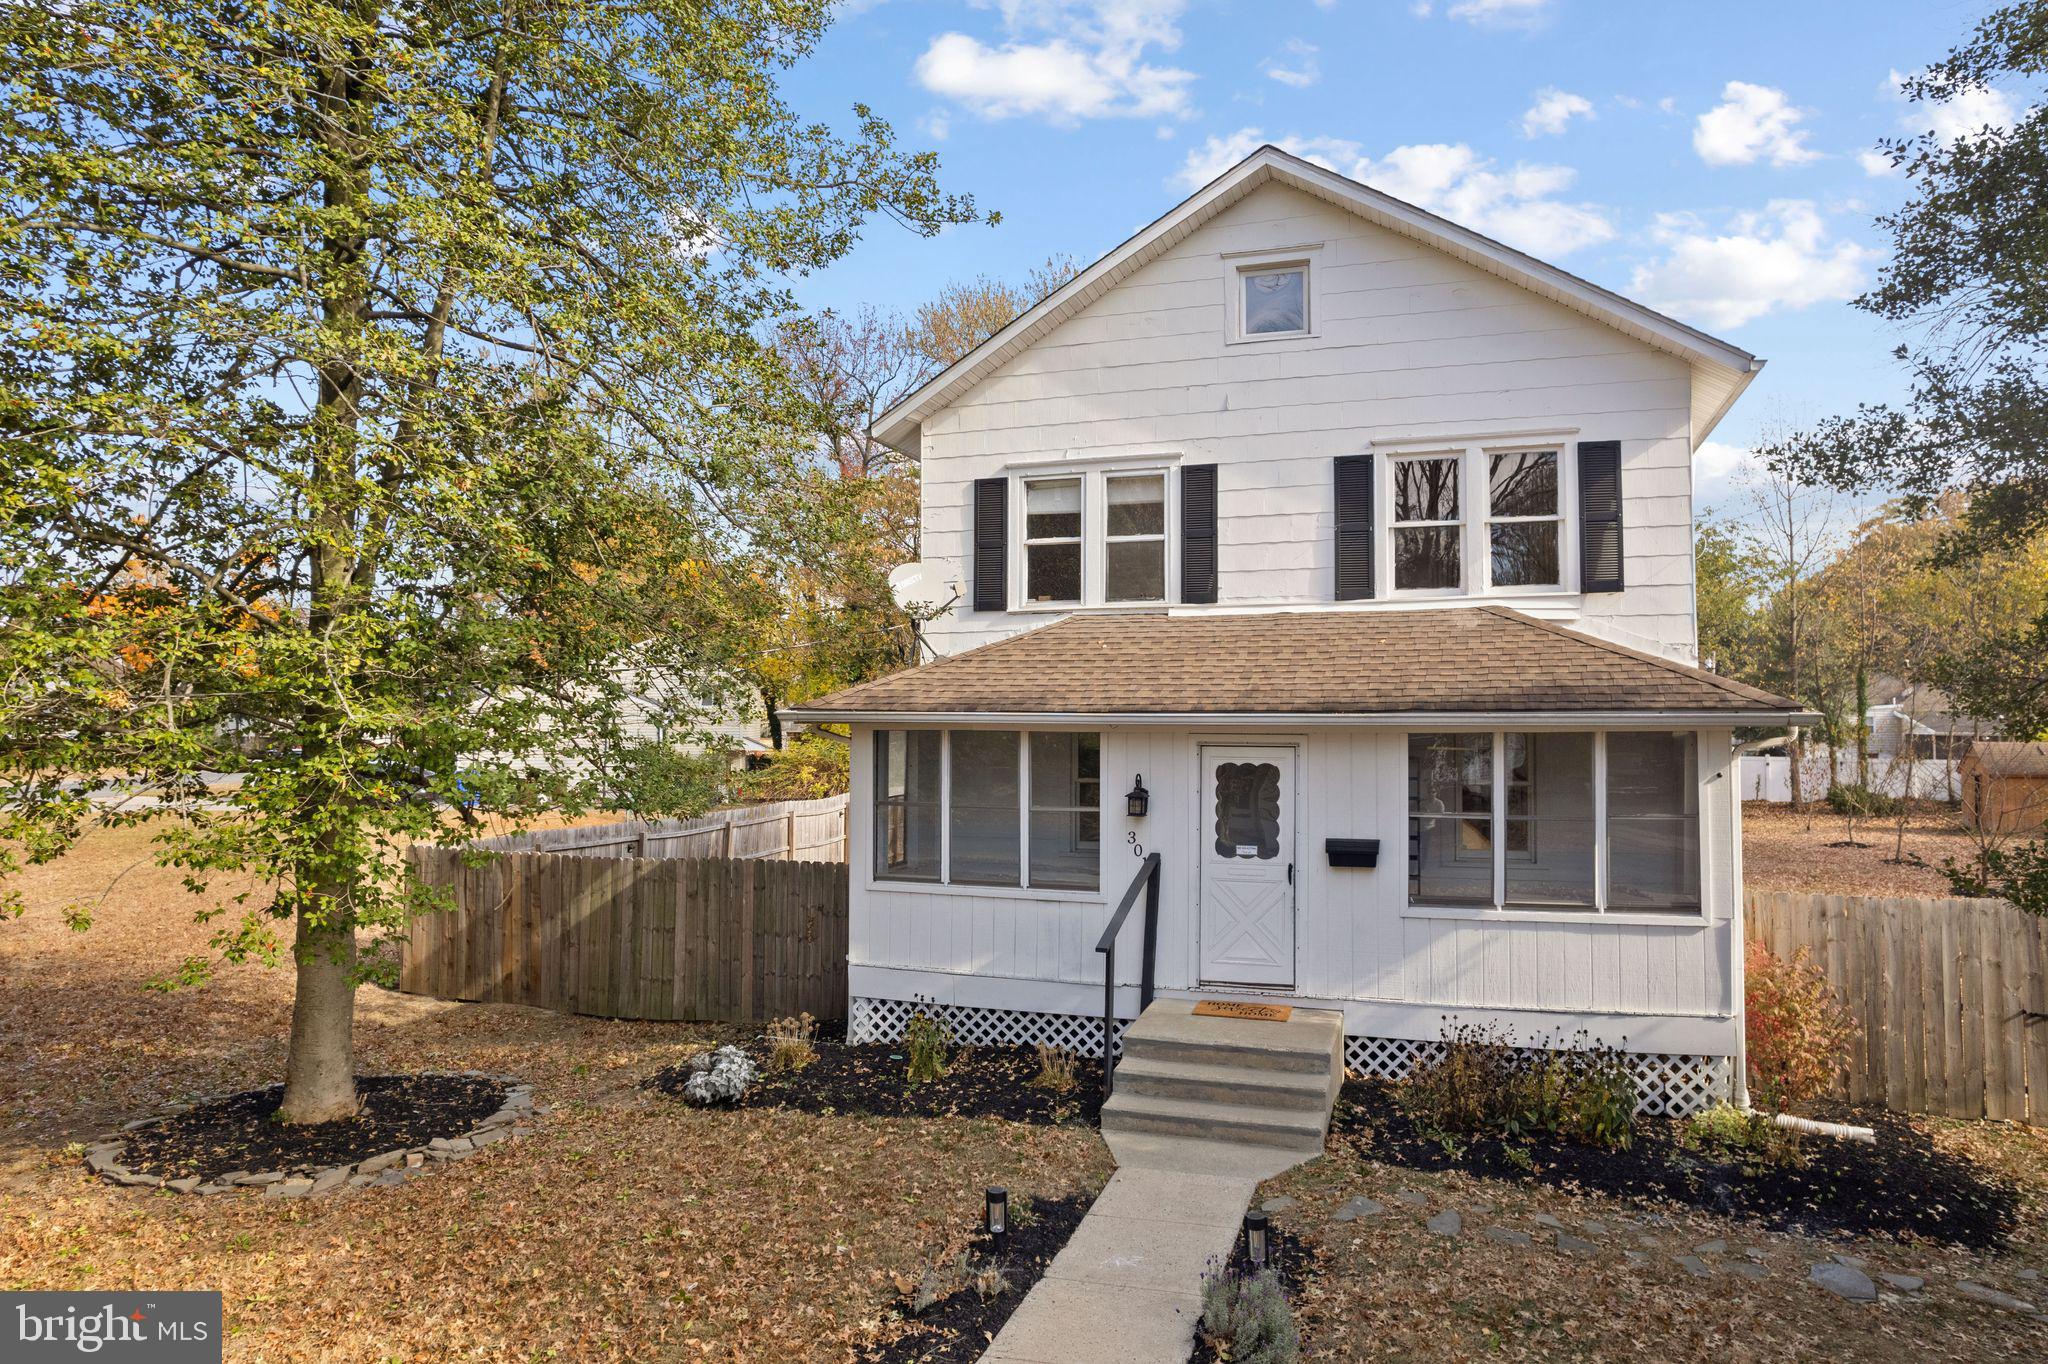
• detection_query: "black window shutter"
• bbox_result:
[1578,440,1624,594]
[1180,464,1218,604]
[1334,454,1375,601]
[971,477,1008,612]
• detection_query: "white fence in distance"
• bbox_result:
[476,794,849,863]
[1740,748,1961,805]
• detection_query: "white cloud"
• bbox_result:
[1521,88,1594,138]
[1175,130,1614,257]
[1695,440,1759,482]
[1857,148,1895,177]
[1260,39,1320,89]
[1693,81,1821,166]
[1886,67,2019,144]
[914,0,1196,124]
[1445,0,1550,25]
[1629,201,1878,328]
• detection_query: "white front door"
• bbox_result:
[1198,745,1297,988]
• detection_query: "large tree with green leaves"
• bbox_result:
[0,0,977,1120]
[1763,2,2048,737]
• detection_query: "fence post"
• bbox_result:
[787,808,798,861]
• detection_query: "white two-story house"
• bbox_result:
[786,146,1806,1116]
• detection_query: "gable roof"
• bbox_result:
[876,145,1764,457]
[783,607,1806,724]
[1966,742,2048,777]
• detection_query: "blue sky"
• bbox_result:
[780,0,2015,519]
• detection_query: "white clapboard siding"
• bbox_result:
[916,180,1701,663]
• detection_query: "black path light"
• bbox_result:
[985,1186,1009,1256]
[1126,774,1150,818]
[1243,1209,1269,1270]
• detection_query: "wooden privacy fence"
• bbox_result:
[401,846,849,1023]
[1745,891,2048,1125]
[475,795,848,863]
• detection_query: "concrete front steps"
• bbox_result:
[1100,998,1345,1161]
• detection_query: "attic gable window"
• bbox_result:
[1242,265,1308,336]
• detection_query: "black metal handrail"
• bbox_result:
[1094,851,1161,1097]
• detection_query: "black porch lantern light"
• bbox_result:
[1126,774,1150,818]
[985,1186,1009,1255]
[1243,1209,1269,1269]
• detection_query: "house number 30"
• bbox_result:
[1127,831,1145,858]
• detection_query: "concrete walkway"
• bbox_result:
[978,1162,1254,1364]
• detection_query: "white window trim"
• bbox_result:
[1221,244,1322,346]
[1380,444,1580,599]
[871,728,1105,896]
[1011,462,1179,612]
[1403,729,1705,919]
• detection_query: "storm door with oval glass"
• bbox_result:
[1197,746,1297,988]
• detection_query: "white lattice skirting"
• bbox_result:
[851,998,1732,1117]
[1344,1035,1732,1117]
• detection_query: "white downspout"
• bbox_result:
[1729,734,1780,1112]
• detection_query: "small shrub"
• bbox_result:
[731,731,850,802]
[1827,784,1902,817]
[1198,1265,1299,1364]
[682,1045,755,1106]
[1679,1100,1794,1172]
[1745,940,1859,1114]
[1400,1022,1516,1136]
[765,1012,818,1074]
[1027,1043,1079,1094]
[1400,1021,1637,1151]
[1932,837,2048,916]
[903,1012,951,1086]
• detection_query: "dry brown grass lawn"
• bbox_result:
[1743,800,1983,898]
[0,823,1109,1361]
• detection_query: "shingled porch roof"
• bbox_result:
[783,607,1805,724]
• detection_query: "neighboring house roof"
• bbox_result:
[784,607,1806,724]
[874,145,1764,457]
[1965,742,2048,777]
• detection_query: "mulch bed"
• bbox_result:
[116,1074,510,1182]
[861,1193,1092,1363]
[1188,1220,1318,1364]
[1332,1079,2019,1248]
[647,1037,1104,1126]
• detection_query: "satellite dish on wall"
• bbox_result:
[889,562,956,613]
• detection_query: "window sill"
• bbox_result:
[865,878,1106,905]
[1403,905,1712,929]
[1224,330,1320,348]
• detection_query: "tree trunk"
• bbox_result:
[276,903,359,1122]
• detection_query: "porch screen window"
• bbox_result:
[1487,451,1561,588]
[1392,455,1461,591]
[1105,474,1167,602]
[1024,478,1083,604]
[949,731,1021,887]
[873,730,1102,892]
[1408,731,1700,914]
[1029,733,1101,889]
[1606,732,1701,911]
[874,730,941,883]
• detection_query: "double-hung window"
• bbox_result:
[1014,465,1173,607]
[1023,477,1084,604]
[1384,446,1568,595]
[1105,472,1167,602]
[873,730,1103,893]
[1391,454,1463,592]
[1486,451,1562,588]
[1407,730,1699,914]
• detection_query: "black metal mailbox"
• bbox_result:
[1325,838,1379,868]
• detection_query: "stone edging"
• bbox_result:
[79,1071,538,1198]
